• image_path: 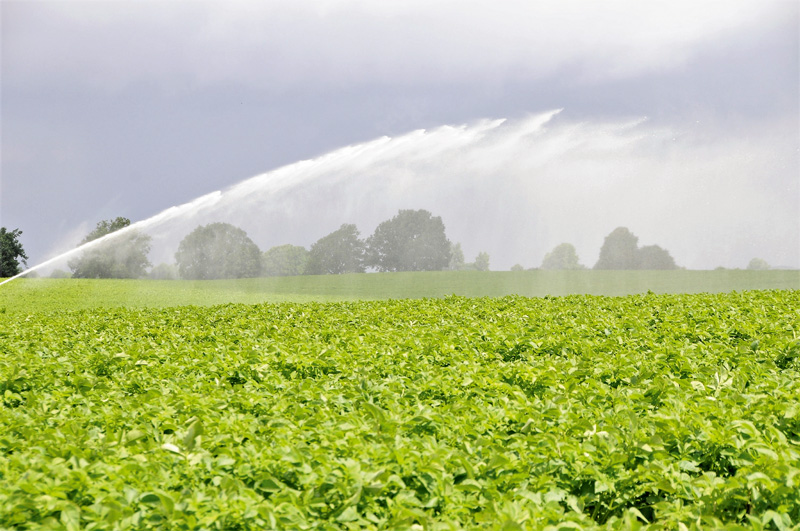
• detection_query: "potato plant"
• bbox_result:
[1,290,798,530]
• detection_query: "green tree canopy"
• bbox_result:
[175,222,262,280]
[304,224,366,275]
[79,217,131,242]
[366,209,451,272]
[262,244,309,277]
[747,258,770,270]
[594,227,680,270]
[0,227,28,277]
[473,252,490,271]
[594,227,640,270]
[448,242,465,271]
[638,245,679,270]
[69,217,152,278]
[541,243,585,270]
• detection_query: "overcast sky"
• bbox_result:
[2,0,798,271]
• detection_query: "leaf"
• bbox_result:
[140,493,161,504]
[336,506,360,523]
[678,460,700,473]
[690,381,705,392]
[161,443,182,455]
[182,418,204,450]
[125,429,147,444]
[60,505,80,531]
[594,478,614,493]
[762,510,791,531]
[627,507,650,524]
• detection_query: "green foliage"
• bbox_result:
[69,218,152,279]
[542,243,585,270]
[638,245,678,270]
[748,258,771,271]
[0,227,28,277]
[80,217,131,242]
[2,271,800,314]
[449,242,466,271]
[366,209,451,272]
[305,224,366,275]
[594,227,640,269]
[263,244,309,277]
[595,228,679,270]
[0,290,798,529]
[511,264,525,272]
[175,222,262,280]
[461,252,491,271]
[473,251,491,271]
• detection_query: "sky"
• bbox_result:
[1,0,798,271]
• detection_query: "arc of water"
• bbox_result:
[0,191,224,286]
[2,110,569,287]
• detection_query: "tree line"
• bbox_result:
[0,217,776,279]
[167,209,469,280]
[45,210,481,280]
[521,227,680,271]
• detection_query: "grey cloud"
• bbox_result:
[3,0,790,91]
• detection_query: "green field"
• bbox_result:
[1,284,799,529]
[1,270,798,313]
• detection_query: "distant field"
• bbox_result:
[0,269,798,313]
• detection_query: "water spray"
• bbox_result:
[0,191,224,287]
[4,108,788,278]
[1,114,519,287]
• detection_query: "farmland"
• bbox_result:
[1,287,798,529]
[1,269,798,314]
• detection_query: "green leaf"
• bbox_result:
[59,505,80,531]
[336,506,360,523]
[161,443,182,455]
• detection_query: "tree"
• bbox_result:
[448,242,465,271]
[638,245,678,270]
[0,227,28,277]
[81,217,130,241]
[69,217,152,278]
[594,227,681,270]
[510,264,525,272]
[541,243,585,270]
[594,227,641,270]
[175,222,262,280]
[304,224,366,275]
[262,244,309,276]
[473,252,490,271]
[366,209,451,272]
[462,252,491,271]
[747,258,770,270]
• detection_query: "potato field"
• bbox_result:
[1,290,799,530]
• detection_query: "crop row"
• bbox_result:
[1,290,799,530]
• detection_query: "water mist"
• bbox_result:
[4,108,797,282]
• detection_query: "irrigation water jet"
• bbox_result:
[0,191,224,286]
[2,115,518,285]
[4,108,796,280]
